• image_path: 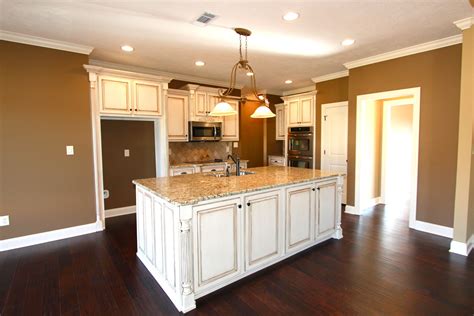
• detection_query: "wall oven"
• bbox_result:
[189,121,222,142]
[287,127,313,169]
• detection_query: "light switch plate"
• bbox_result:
[124,149,130,157]
[0,215,10,226]
[233,142,239,148]
[66,145,74,156]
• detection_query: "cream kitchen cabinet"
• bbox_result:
[268,155,286,166]
[200,164,226,173]
[244,190,282,270]
[285,183,315,253]
[185,84,223,122]
[193,198,243,294]
[283,91,317,127]
[169,166,196,176]
[134,80,162,116]
[98,75,132,114]
[315,180,338,240]
[167,90,189,142]
[275,103,286,140]
[222,100,240,141]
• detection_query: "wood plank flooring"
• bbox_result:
[0,205,473,315]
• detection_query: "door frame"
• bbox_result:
[321,101,348,204]
[350,87,420,231]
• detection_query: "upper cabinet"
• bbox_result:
[85,65,171,118]
[275,103,286,140]
[222,100,240,141]
[186,85,223,122]
[283,91,317,127]
[167,89,189,142]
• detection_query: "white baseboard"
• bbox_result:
[411,220,453,238]
[0,220,103,252]
[105,205,136,218]
[361,196,383,210]
[344,205,361,215]
[449,234,474,256]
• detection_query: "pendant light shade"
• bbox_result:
[250,104,276,118]
[209,101,237,116]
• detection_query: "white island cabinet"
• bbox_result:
[133,166,343,313]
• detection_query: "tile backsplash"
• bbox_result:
[169,142,232,164]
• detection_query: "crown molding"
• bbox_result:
[281,89,318,100]
[454,17,474,30]
[344,34,462,70]
[89,59,244,90]
[311,70,349,83]
[282,85,315,96]
[84,64,173,83]
[0,30,94,55]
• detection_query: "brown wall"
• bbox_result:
[266,94,284,157]
[348,44,462,227]
[315,77,349,168]
[239,100,264,167]
[101,120,156,210]
[0,41,96,239]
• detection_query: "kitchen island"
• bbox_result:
[133,166,344,312]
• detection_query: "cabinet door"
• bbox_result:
[245,190,281,270]
[136,188,145,254]
[286,184,314,252]
[193,198,242,293]
[99,76,132,114]
[276,106,286,140]
[167,94,189,141]
[299,96,314,126]
[288,99,300,126]
[222,100,239,141]
[134,80,162,116]
[316,181,337,239]
[143,192,155,264]
[194,91,208,117]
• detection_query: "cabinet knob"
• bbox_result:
[317,187,320,191]
[180,172,187,175]
[247,202,251,206]
[238,204,242,209]
[129,108,132,112]
[134,109,138,111]
[312,188,316,191]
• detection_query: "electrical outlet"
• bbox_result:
[104,190,110,199]
[66,145,74,156]
[0,215,10,226]
[124,149,130,157]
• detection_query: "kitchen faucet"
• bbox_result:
[227,154,241,176]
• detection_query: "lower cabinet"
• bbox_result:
[315,180,338,240]
[200,164,226,173]
[169,166,196,176]
[193,198,242,294]
[244,190,282,270]
[286,183,314,252]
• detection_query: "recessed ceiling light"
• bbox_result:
[246,72,254,76]
[283,12,299,21]
[285,80,293,84]
[341,39,355,46]
[195,60,205,66]
[121,45,134,52]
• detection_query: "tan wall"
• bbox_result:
[0,41,96,239]
[348,44,462,227]
[315,77,349,168]
[101,120,156,210]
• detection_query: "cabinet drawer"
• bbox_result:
[169,167,196,176]
[200,164,226,173]
[268,156,285,166]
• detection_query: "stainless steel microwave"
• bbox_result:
[189,121,222,142]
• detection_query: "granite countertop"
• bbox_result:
[170,159,249,168]
[133,166,342,206]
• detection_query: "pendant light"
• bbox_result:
[209,28,276,119]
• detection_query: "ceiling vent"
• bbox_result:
[193,12,217,26]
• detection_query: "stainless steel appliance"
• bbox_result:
[287,126,313,169]
[189,121,222,142]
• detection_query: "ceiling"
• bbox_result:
[1,0,472,94]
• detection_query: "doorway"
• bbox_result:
[321,101,348,204]
[351,87,420,230]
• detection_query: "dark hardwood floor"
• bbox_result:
[1,205,473,315]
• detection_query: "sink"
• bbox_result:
[207,170,256,177]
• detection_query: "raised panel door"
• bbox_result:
[153,199,164,274]
[143,192,155,264]
[193,198,242,293]
[136,188,145,253]
[276,105,286,140]
[194,91,208,117]
[244,190,281,270]
[288,99,300,126]
[222,100,239,141]
[167,94,189,141]
[286,184,314,252]
[134,81,161,116]
[163,205,176,288]
[99,76,131,114]
[300,97,314,126]
[316,181,337,238]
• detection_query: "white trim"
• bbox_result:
[0,30,94,54]
[0,220,103,252]
[105,206,136,218]
[84,64,172,83]
[355,88,420,230]
[344,35,462,69]
[449,234,474,256]
[311,70,349,83]
[411,220,453,238]
[282,85,315,96]
[360,197,383,211]
[344,205,361,215]
[89,59,243,90]
[281,89,317,101]
[454,17,474,31]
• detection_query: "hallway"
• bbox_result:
[0,206,472,315]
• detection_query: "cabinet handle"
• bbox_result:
[180,172,187,175]
[247,202,251,206]
[211,169,216,171]
[312,188,316,191]
[238,204,242,209]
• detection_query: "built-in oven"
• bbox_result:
[288,127,313,157]
[189,121,222,142]
[287,155,313,169]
